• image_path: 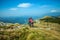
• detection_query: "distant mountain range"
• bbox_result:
[0,12,60,24]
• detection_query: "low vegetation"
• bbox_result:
[0,16,60,40]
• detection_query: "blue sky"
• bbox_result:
[0,0,60,17]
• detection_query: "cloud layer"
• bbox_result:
[9,3,32,10]
[51,10,57,12]
[17,3,32,8]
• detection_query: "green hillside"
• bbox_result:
[40,16,60,24]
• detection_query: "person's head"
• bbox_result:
[29,17,32,20]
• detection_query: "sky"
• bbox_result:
[0,0,60,17]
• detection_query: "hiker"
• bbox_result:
[28,17,34,27]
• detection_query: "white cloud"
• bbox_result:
[51,10,57,12]
[8,3,32,11]
[17,3,32,8]
[9,8,17,10]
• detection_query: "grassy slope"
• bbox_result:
[0,16,60,40]
[34,22,60,40]
[0,22,60,40]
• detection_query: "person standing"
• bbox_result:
[28,17,34,27]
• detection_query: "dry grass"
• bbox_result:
[0,21,60,40]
